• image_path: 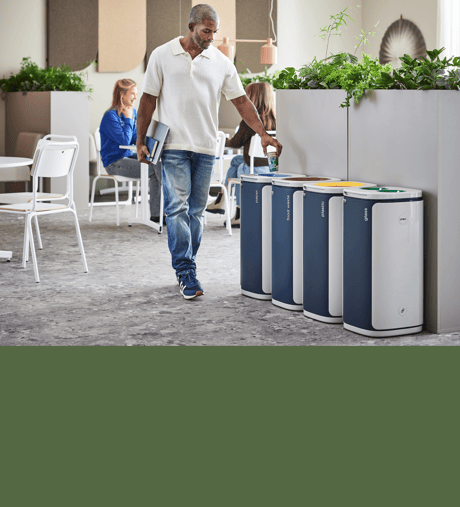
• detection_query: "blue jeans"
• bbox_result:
[161,150,215,274]
[225,155,269,206]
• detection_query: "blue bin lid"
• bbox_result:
[240,173,301,183]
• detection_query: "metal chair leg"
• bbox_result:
[33,215,43,250]
[115,181,120,226]
[27,216,40,282]
[71,209,89,273]
[89,175,100,222]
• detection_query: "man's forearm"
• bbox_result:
[136,93,157,145]
[231,96,267,137]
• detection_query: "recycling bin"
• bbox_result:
[302,181,376,323]
[240,173,299,300]
[271,176,339,311]
[342,186,423,337]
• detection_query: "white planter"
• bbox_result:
[277,88,460,333]
[349,90,460,334]
[5,91,89,210]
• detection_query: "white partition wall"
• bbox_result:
[50,92,89,210]
[276,88,460,334]
[349,90,460,334]
[276,90,348,180]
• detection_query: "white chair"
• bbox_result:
[89,127,140,226]
[0,138,88,283]
[0,132,47,200]
[0,134,75,262]
[205,131,232,236]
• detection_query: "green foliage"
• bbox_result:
[376,48,460,90]
[278,53,390,107]
[318,6,354,59]
[238,66,276,89]
[354,22,379,55]
[0,57,93,99]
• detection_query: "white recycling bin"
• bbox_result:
[271,176,339,311]
[240,172,300,300]
[302,181,376,324]
[342,185,423,337]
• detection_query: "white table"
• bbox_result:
[119,145,164,234]
[0,156,34,260]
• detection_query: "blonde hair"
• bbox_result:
[245,82,276,131]
[109,79,137,115]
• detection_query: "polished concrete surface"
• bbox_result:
[1,203,459,346]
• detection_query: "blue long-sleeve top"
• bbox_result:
[99,108,137,167]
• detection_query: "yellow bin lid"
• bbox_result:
[316,181,369,187]
[303,181,377,194]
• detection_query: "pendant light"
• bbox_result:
[217,0,277,64]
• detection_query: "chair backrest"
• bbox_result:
[30,139,79,208]
[89,133,98,163]
[15,132,46,159]
[94,127,109,176]
[248,130,276,173]
[1,132,46,183]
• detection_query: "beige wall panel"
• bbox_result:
[235,0,277,74]
[48,0,98,71]
[99,0,147,72]
[146,0,192,63]
[5,93,51,157]
[192,0,236,43]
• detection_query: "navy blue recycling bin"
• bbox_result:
[302,181,375,324]
[342,185,424,337]
[240,173,297,300]
[271,176,339,311]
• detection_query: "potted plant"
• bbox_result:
[1,58,92,209]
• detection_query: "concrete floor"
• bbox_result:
[1,202,459,346]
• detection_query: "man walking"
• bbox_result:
[136,3,282,299]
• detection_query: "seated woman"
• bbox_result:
[99,78,163,223]
[207,82,276,227]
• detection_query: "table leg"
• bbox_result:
[129,162,163,234]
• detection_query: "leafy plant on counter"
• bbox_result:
[376,48,460,90]
[278,53,390,108]
[0,57,93,99]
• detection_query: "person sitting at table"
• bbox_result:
[206,82,276,227]
[99,78,163,224]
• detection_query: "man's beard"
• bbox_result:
[193,32,211,50]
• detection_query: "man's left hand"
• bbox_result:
[261,133,282,157]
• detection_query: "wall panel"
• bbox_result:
[98,0,147,72]
[47,0,98,70]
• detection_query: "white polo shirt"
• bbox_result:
[143,36,245,156]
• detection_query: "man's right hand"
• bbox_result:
[136,143,151,164]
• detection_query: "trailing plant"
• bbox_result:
[376,48,460,90]
[0,57,93,99]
